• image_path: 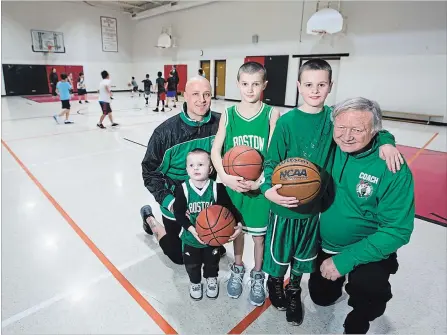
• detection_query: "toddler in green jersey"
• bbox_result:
[173,149,242,301]
[260,59,404,325]
[211,62,280,306]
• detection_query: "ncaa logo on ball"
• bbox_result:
[280,168,308,180]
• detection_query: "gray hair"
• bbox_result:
[331,97,383,133]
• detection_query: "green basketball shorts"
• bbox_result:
[262,211,319,277]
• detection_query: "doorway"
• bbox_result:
[214,60,226,99]
[200,60,210,80]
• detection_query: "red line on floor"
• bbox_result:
[227,132,441,334]
[1,139,177,334]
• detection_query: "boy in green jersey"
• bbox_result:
[211,62,280,306]
[260,59,404,325]
[173,149,242,301]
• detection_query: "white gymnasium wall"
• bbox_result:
[225,58,245,100]
[1,1,135,92]
[132,1,446,121]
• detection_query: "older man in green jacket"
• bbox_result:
[309,97,415,334]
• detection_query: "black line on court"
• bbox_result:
[123,138,147,148]
[430,213,447,222]
[415,214,447,228]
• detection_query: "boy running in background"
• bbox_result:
[153,71,166,112]
[211,62,280,306]
[131,77,139,97]
[97,70,118,129]
[260,59,403,326]
[77,72,89,104]
[53,73,74,124]
[142,74,153,107]
[166,71,177,108]
[174,149,242,300]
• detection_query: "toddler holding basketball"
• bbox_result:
[173,149,242,301]
[260,59,403,325]
[211,62,280,306]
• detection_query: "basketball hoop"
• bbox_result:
[44,41,54,55]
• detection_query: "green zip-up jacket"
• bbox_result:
[260,106,396,219]
[320,137,415,276]
[141,103,220,220]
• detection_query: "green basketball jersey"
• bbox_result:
[223,102,274,157]
[180,179,217,248]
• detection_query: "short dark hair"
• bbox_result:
[237,61,267,81]
[60,73,67,80]
[146,74,149,78]
[79,72,84,76]
[157,71,162,77]
[101,70,109,79]
[188,148,211,161]
[198,69,203,75]
[132,76,135,80]
[298,59,332,82]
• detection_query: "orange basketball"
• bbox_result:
[222,145,263,181]
[272,157,321,205]
[195,205,236,246]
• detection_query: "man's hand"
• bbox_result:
[320,257,342,281]
[188,226,206,245]
[265,184,299,208]
[228,222,243,242]
[222,174,251,193]
[379,144,404,173]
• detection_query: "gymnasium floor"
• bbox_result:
[1,93,446,334]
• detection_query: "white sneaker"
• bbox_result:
[190,283,202,301]
[206,277,219,299]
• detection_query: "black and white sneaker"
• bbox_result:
[285,284,303,326]
[190,283,203,300]
[97,123,106,129]
[267,276,287,311]
[140,205,154,235]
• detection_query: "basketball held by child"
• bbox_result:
[222,145,263,181]
[272,157,321,205]
[195,205,236,246]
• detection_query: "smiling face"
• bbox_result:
[297,69,332,108]
[237,71,267,103]
[184,77,212,120]
[333,110,375,153]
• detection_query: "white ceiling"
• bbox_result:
[82,1,177,14]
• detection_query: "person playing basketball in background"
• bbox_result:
[97,70,118,129]
[53,73,74,124]
[131,77,139,97]
[77,72,89,104]
[174,149,242,301]
[49,67,58,97]
[142,74,152,107]
[211,61,280,306]
[153,71,166,112]
[166,71,177,108]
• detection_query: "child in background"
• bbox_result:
[77,72,89,104]
[166,71,177,108]
[131,77,139,97]
[153,71,166,112]
[97,70,119,129]
[53,73,74,124]
[142,74,153,107]
[173,149,242,300]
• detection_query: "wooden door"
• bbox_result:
[215,60,226,98]
[200,60,210,80]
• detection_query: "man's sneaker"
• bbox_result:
[140,205,154,235]
[111,123,119,127]
[343,311,370,334]
[267,276,287,311]
[206,277,219,299]
[285,284,303,326]
[249,270,266,306]
[161,108,165,112]
[64,120,74,124]
[227,263,245,299]
[53,115,60,124]
[190,283,203,301]
[97,123,106,129]
[153,108,159,112]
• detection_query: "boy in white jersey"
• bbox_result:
[211,62,280,306]
[97,70,118,129]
